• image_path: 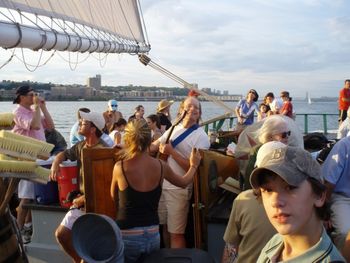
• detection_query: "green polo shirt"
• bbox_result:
[257,228,345,262]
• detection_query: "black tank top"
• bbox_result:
[116,160,163,229]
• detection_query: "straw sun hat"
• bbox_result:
[157,99,174,112]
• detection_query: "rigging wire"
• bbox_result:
[139,54,235,114]
[0,52,15,70]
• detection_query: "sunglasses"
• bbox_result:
[110,104,118,107]
[281,131,291,139]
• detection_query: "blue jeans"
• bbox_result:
[121,225,160,263]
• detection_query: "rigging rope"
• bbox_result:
[0,53,15,70]
[139,54,235,114]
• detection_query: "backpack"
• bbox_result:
[303,132,329,152]
[317,140,338,164]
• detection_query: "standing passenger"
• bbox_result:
[103,99,123,132]
[257,103,270,121]
[150,96,210,248]
[111,119,201,263]
[128,105,145,122]
[234,89,259,132]
[146,114,162,142]
[250,142,345,262]
[12,85,55,244]
[156,99,174,132]
[109,118,127,146]
[337,107,350,139]
[280,91,293,119]
[264,92,282,115]
[338,79,350,124]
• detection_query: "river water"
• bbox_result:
[0,100,338,143]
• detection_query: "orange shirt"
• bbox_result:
[339,88,350,110]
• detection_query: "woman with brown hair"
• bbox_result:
[110,119,201,263]
[146,114,162,142]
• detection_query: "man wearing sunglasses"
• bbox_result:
[103,99,123,132]
[12,85,55,244]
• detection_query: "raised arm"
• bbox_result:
[38,95,55,130]
[30,95,43,130]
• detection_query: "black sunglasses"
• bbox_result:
[281,131,291,139]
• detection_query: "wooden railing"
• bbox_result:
[200,113,338,135]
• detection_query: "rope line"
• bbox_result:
[139,54,234,114]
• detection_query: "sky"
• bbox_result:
[1,0,350,98]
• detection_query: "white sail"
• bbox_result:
[0,0,150,54]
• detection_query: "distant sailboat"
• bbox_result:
[306,92,312,104]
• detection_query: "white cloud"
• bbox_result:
[1,0,350,97]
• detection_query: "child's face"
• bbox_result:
[117,125,125,132]
[260,105,267,113]
[260,175,324,237]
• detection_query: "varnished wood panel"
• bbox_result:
[82,148,119,219]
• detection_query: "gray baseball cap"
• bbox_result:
[250,141,322,188]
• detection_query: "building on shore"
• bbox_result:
[87,74,101,89]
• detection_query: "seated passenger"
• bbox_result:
[50,111,108,263]
[109,118,127,146]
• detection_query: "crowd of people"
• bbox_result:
[7,81,350,262]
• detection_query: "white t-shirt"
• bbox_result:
[269,98,283,113]
[159,123,210,189]
[337,118,350,139]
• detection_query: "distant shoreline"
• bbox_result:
[0,98,338,102]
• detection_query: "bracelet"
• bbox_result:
[190,165,198,170]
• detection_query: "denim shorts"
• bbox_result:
[121,225,160,263]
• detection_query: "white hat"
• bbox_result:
[79,111,105,132]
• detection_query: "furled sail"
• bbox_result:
[0,0,150,54]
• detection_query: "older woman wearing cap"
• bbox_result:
[250,141,345,262]
[239,115,293,190]
[103,99,123,132]
[234,89,259,133]
[156,99,174,132]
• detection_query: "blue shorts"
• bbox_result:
[121,225,160,263]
